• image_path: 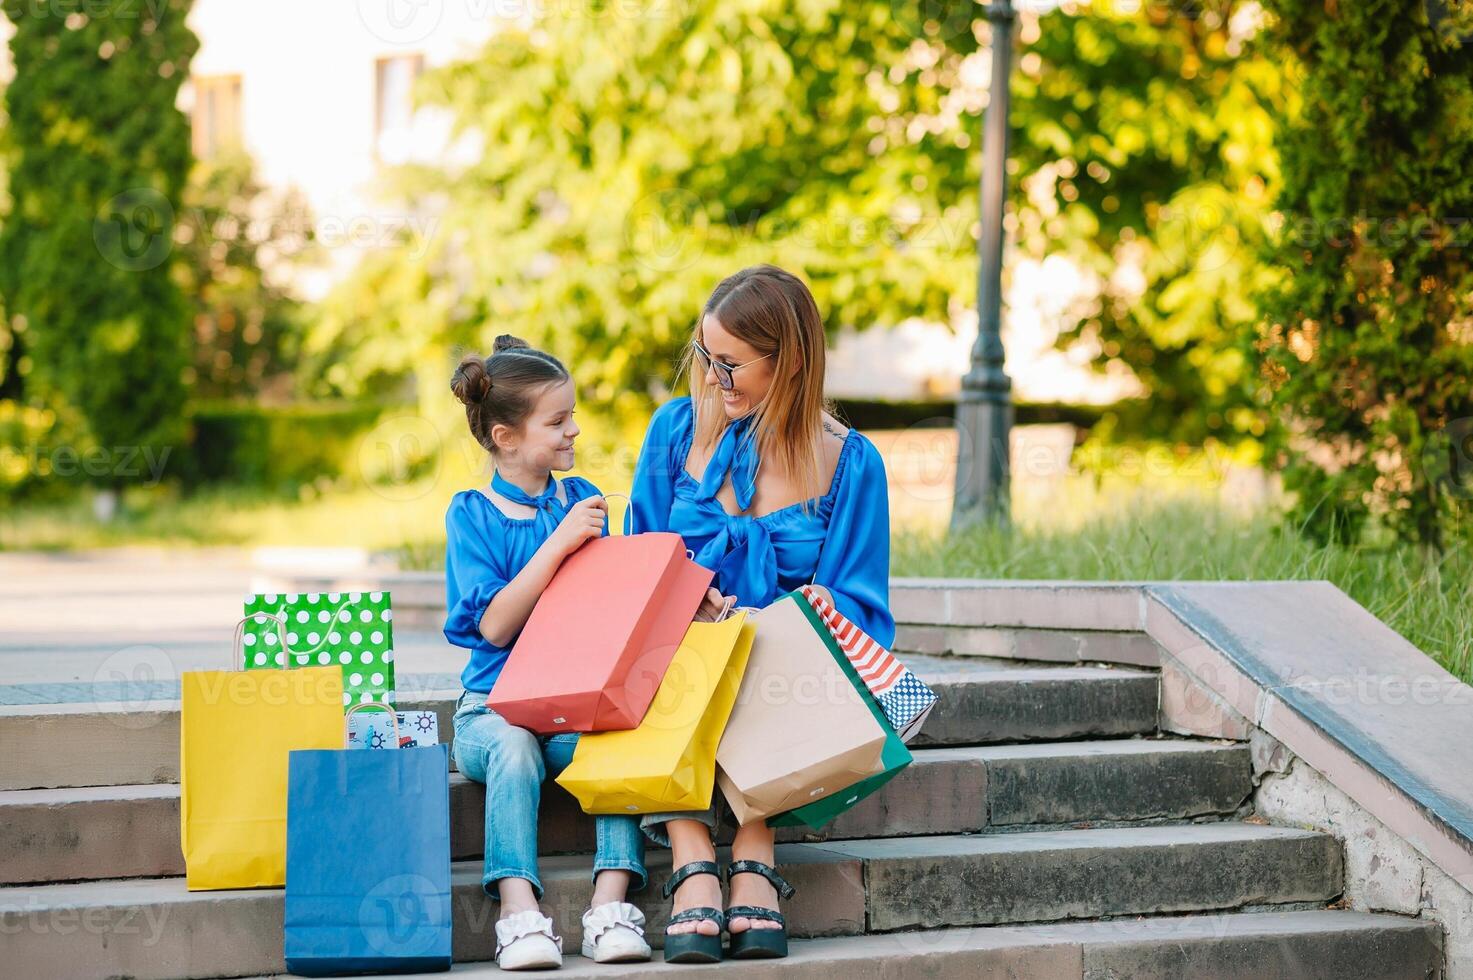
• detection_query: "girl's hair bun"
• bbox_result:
[450,355,492,406]
[451,338,569,455]
[493,334,531,354]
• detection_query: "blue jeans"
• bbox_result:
[452,690,648,899]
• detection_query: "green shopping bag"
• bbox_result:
[243,591,396,711]
[766,593,911,830]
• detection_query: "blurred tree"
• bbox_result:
[176,153,314,401]
[991,1,1283,446]
[1257,0,1473,548]
[305,0,983,422]
[0,0,197,505]
[309,0,1286,451]
[0,73,12,402]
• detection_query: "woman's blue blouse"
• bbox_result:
[629,397,894,647]
[442,476,605,693]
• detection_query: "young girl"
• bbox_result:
[444,334,650,970]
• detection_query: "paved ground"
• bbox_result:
[0,548,1014,708]
[0,549,469,705]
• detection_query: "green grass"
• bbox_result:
[894,495,1473,684]
[4,455,1467,684]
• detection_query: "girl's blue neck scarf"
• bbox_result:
[491,470,565,536]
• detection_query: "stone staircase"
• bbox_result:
[0,651,1444,978]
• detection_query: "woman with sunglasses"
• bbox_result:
[628,264,894,963]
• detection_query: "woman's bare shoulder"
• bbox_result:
[820,411,850,454]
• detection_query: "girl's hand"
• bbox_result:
[551,496,608,556]
[693,587,736,623]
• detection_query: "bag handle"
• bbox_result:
[231,613,301,672]
[601,492,635,536]
[237,596,363,670]
[345,700,403,747]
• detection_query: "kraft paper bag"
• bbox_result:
[556,612,755,813]
[487,530,713,733]
[180,615,344,891]
[715,593,890,825]
[769,594,914,830]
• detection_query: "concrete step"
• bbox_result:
[0,659,1159,791]
[1,738,1249,885]
[0,824,1344,979]
[247,912,1443,980]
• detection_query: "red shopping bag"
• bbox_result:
[486,530,713,733]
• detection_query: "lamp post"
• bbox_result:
[951,0,1015,530]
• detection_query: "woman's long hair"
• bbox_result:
[682,265,830,509]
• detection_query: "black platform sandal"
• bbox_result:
[724,859,795,960]
[661,860,725,964]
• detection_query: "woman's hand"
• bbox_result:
[549,496,608,556]
[692,587,737,622]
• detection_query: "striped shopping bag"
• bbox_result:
[797,585,937,743]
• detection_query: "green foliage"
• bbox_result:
[894,493,1473,682]
[177,400,388,493]
[0,397,92,502]
[1002,2,1282,445]
[306,0,986,416]
[176,153,314,400]
[306,1,1285,453]
[0,0,197,483]
[1256,0,1473,548]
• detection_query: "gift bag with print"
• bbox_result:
[243,590,396,712]
[796,585,937,743]
[767,592,914,830]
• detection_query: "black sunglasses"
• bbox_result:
[691,339,772,391]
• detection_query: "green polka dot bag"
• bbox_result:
[242,591,395,713]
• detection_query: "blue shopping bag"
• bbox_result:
[285,705,452,976]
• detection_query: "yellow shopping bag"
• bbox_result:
[556,611,754,814]
[180,614,345,890]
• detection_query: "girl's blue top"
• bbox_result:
[442,475,606,693]
[629,396,894,647]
